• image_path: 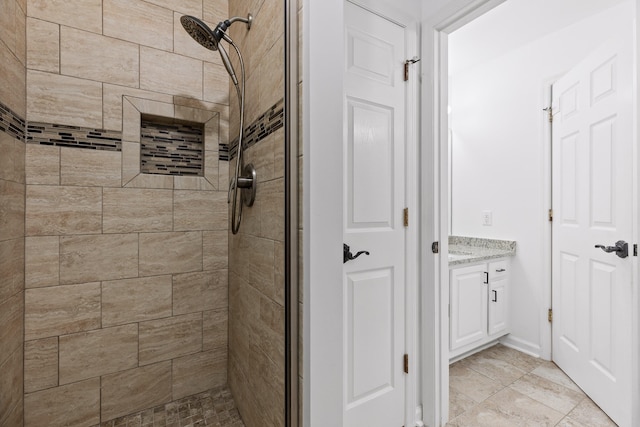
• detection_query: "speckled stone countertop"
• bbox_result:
[448,236,516,267]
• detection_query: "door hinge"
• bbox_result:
[403,207,409,227]
[548,209,553,222]
[548,308,553,323]
[403,57,420,82]
[403,354,409,374]
[432,241,439,254]
[634,244,637,256]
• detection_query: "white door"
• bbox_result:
[552,30,634,427]
[343,2,406,426]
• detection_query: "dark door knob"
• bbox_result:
[595,240,628,258]
[343,243,370,263]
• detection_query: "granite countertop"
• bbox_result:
[448,236,516,267]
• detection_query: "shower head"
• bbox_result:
[180,15,219,51]
[180,14,252,86]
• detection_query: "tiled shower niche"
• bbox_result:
[140,115,204,176]
[121,96,229,191]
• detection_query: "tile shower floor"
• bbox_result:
[447,344,617,426]
[94,386,245,427]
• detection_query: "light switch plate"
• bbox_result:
[482,210,492,226]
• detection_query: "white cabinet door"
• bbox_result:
[450,264,487,351]
[488,260,509,336]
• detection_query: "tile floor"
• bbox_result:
[93,386,245,427]
[447,344,617,426]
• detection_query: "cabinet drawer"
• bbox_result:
[489,260,508,278]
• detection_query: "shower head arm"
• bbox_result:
[226,14,253,30]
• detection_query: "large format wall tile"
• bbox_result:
[25,283,101,340]
[24,378,100,427]
[203,308,228,351]
[173,270,228,315]
[0,180,25,241]
[101,362,172,422]
[103,188,173,233]
[203,61,230,104]
[24,337,58,393]
[103,0,173,51]
[27,70,103,128]
[139,313,202,365]
[0,238,24,301]
[27,0,102,33]
[172,347,227,400]
[140,47,203,98]
[60,26,139,87]
[102,276,172,327]
[174,190,227,231]
[25,236,58,288]
[0,347,23,426]
[60,147,122,187]
[26,185,102,236]
[139,231,202,276]
[0,35,26,117]
[59,324,139,384]
[203,230,228,271]
[25,144,59,185]
[26,17,59,73]
[0,132,25,183]
[148,0,202,16]
[0,291,24,365]
[60,234,138,284]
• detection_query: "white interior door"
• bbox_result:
[343,2,406,426]
[552,30,634,427]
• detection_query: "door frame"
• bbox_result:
[303,0,420,425]
[425,1,640,426]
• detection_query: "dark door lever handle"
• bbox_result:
[595,240,628,258]
[343,244,370,263]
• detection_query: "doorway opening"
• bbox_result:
[442,0,635,425]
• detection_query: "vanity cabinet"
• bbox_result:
[450,259,510,358]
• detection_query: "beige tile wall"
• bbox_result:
[24,0,232,425]
[23,152,230,424]
[227,0,286,426]
[0,0,25,426]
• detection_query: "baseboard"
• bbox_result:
[499,335,545,359]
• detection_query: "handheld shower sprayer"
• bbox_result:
[180,14,255,235]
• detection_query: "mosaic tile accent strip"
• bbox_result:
[140,118,204,176]
[94,386,245,427]
[0,100,26,141]
[225,97,284,161]
[27,122,122,151]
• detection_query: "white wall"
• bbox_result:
[449,0,634,357]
